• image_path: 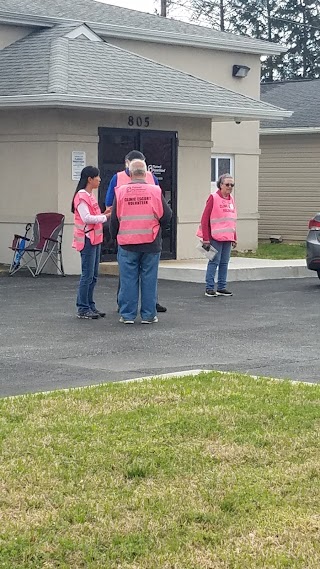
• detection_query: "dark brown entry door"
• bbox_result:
[98,127,177,260]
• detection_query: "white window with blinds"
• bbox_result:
[211,155,234,192]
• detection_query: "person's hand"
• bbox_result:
[232,241,237,249]
[202,241,211,251]
[104,206,112,216]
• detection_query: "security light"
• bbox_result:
[232,64,251,78]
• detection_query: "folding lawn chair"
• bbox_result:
[9,212,65,277]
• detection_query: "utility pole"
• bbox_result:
[161,0,167,17]
[220,0,225,31]
[266,0,274,82]
[301,1,308,78]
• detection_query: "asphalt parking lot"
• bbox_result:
[1,274,319,397]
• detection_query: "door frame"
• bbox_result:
[98,127,178,260]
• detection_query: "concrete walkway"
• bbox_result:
[1,256,313,283]
[100,257,312,283]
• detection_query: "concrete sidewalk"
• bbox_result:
[100,257,312,283]
[1,257,313,283]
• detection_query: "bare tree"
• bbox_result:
[161,0,167,16]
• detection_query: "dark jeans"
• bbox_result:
[76,238,101,313]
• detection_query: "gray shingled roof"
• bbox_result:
[0,0,286,55]
[261,80,320,129]
[0,25,290,121]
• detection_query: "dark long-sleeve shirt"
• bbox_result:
[110,181,172,253]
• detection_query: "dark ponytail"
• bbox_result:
[71,166,100,213]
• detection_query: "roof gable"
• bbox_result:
[65,24,102,41]
[0,0,286,56]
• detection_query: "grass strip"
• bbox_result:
[232,242,306,260]
[1,372,319,568]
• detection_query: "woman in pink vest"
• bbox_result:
[72,166,107,319]
[197,173,237,297]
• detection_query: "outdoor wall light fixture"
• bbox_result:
[232,64,251,78]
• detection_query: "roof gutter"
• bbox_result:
[93,25,286,56]
[261,127,320,135]
[0,11,287,56]
[0,94,292,121]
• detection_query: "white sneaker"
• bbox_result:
[119,316,135,324]
[141,316,158,324]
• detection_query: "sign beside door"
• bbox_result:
[71,151,86,181]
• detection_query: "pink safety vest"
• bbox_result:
[197,192,237,242]
[115,183,163,246]
[72,191,104,251]
[116,169,155,188]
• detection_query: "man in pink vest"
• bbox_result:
[110,159,172,324]
[197,173,237,297]
[105,150,168,313]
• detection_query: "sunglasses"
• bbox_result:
[224,183,235,188]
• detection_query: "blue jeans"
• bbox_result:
[117,247,160,321]
[76,238,101,313]
[205,239,232,290]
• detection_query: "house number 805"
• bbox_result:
[128,116,150,128]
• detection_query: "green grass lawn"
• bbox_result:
[1,373,320,569]
[232,242,306,260]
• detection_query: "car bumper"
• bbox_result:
[306,230,320,271]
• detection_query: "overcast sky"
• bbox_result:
[97,0,191,21]
[97,0,159,13]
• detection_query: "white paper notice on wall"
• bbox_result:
[72,151,86,181]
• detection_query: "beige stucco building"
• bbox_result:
[0,0,289,274]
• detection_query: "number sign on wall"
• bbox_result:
[128,116,150,128]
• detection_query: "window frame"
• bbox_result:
[211,154,234,192]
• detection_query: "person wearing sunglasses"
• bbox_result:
[197,173,237,297]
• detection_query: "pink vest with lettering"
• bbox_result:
[115,183,163,246]
[197,192,237,242]
[116,170,155,188]
[72,191,104,251]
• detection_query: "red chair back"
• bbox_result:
[31,213,65,250]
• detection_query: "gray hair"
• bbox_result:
[129,159,147,178]
[217,173,233,188]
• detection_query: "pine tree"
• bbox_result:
[277,0,320,79]
[168,0,320,80]
[227,0,286,81]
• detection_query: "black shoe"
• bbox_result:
[91,308,106,317]
[77,310,99,319]
[216,289,233,297]
[205,289,217,297]
[156,303,167,313]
